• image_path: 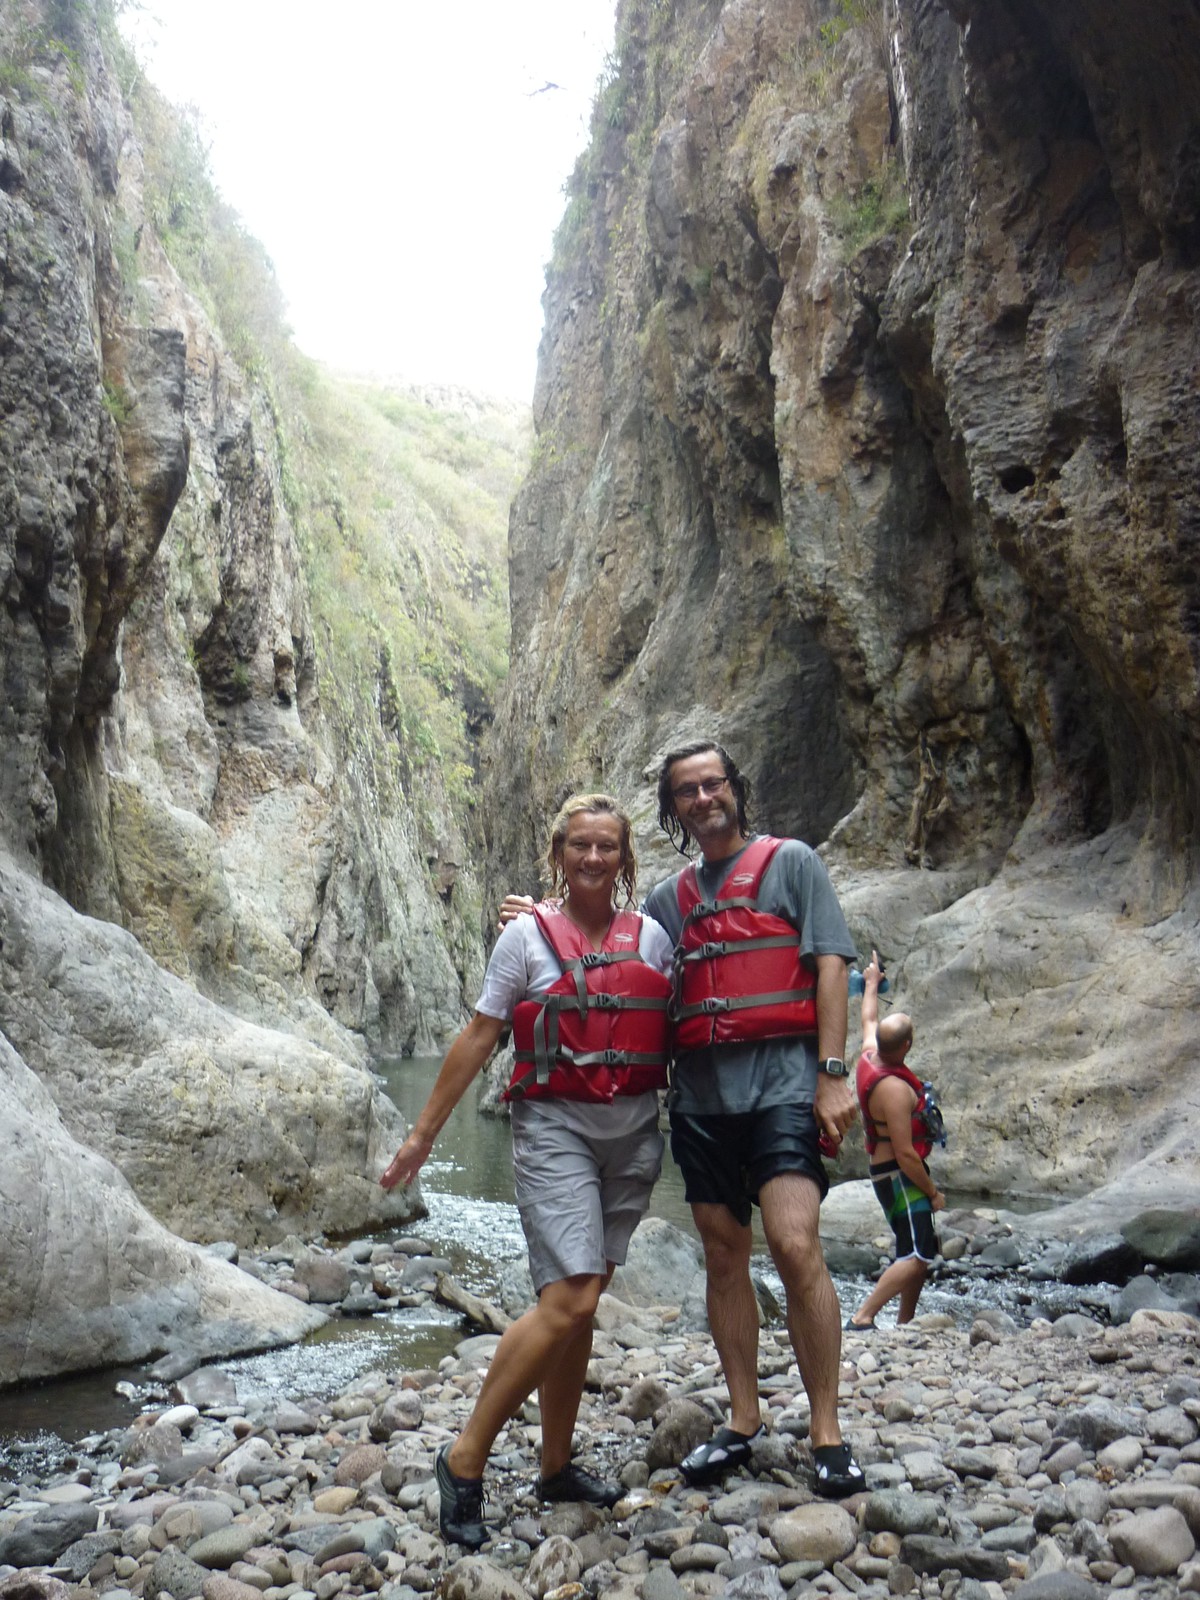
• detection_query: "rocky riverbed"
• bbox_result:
[3,1205,1200,1600]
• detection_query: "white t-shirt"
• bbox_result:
[476,909,674,1140]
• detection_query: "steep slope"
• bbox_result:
[485,0,1200,1204]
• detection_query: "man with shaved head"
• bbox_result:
[847,950,944,1330]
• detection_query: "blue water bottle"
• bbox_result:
[848,967,889,996]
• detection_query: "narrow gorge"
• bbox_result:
[2,0,1199,1388]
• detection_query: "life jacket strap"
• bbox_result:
[530,990,668,1083]
[562,948,641,1009]
[515,1043,672,1068]
[676,934,799,964]
[514,1046,666,1069]
[680,894,762,933]
[671,988,817,1022]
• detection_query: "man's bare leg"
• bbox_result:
[849,1255,929,1328]
[758,1173,843,1448]
[690,1201,763,1436]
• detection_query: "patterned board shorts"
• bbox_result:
[870,1159,939,1262]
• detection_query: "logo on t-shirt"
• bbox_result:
[614,931,635,942]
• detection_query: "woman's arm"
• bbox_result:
[380,1011,508,1189]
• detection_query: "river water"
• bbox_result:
[0,1055,1076,1474]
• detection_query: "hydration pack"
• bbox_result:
[919,1080,947,1148]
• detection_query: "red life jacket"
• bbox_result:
[855,1048,933,1159]
[672,836,817,1051]
[505,903,671,1104]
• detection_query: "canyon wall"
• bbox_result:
[485,0,1200,1207]
[0,0,510,1380]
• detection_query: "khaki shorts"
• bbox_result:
[511,1111,664,1292]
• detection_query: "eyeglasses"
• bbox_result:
[671,776,730,803]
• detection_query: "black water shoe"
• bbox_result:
[538,1461,621,1507]
[680,1424,765,1485]
[435,1443,487,1548]
[812,1441,866,1498]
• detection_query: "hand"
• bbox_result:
[864,947,884,988]
[931,1188,946,1213]
[814,1071,858,1154]
[380,1130,435,1190]
[498,893,535,929]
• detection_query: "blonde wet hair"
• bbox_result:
[544,792,637,908]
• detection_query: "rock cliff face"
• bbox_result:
[0,2,506,1381]
[486,0,1200,1205]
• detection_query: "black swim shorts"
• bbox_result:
[669,1102,829,1227]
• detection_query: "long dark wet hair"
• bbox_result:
[655,741,752,856]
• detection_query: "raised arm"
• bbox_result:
[860,946,883,1053]
[380,1011,507,1189]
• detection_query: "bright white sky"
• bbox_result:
[122,1,617,401]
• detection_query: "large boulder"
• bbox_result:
[0,1032,327,1386]
[0,852,422,1248]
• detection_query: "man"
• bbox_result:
[846,949,945,1330]
[640,740,865,1497]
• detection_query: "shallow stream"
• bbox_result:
[0,1055,1083,1475]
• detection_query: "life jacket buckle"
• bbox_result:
[699,941,725,958]
[591,992,620,1009]
[601,1049,622,1065]
[580,951,608,968]
[700,996,731,1014]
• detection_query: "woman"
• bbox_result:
[380,793,673,1549]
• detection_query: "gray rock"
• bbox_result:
[0,1025,327,1389]
[1042,1441,1085,1480]
[641,1567,687,1600]
[440,1557,536,1600]
[1059,1235,1141,1286]
[898,1536,1009,1581]
[863,1491,941,1537]
[0,1504,100,1568]
[1108,1504,1196,1576]
[1113,1274,1181,1322]
[609,1219,704,1310]
[768,1505,856,1565]
[1147,1404,1200,1446]
[1056,1401,1144,1450]
[1063,1479,1108,1524]
[293,1253,354,1304]
[709,1486,781,1525]
[979,1519,1035,1553]
[369,1391,424,1438]
[615,1378,670,1422]
[144,1549,210,1600]
[186,1527,262,1570]
[1010,1576,1103,1599]
[46,1531,122,1581]
[645,1399,714,1471]
[723,1568,786,1600]
[1121,1209,1200,1271]
[1047,1314,1102,1339]
[944,1447,997,1479]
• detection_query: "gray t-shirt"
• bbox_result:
[475,909,674,1139]
[641,836,858,1116]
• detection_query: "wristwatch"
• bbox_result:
[818,1057,849,1078]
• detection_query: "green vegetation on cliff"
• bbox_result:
[115,55,525,828]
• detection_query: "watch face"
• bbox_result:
[821,1058,848,1077]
